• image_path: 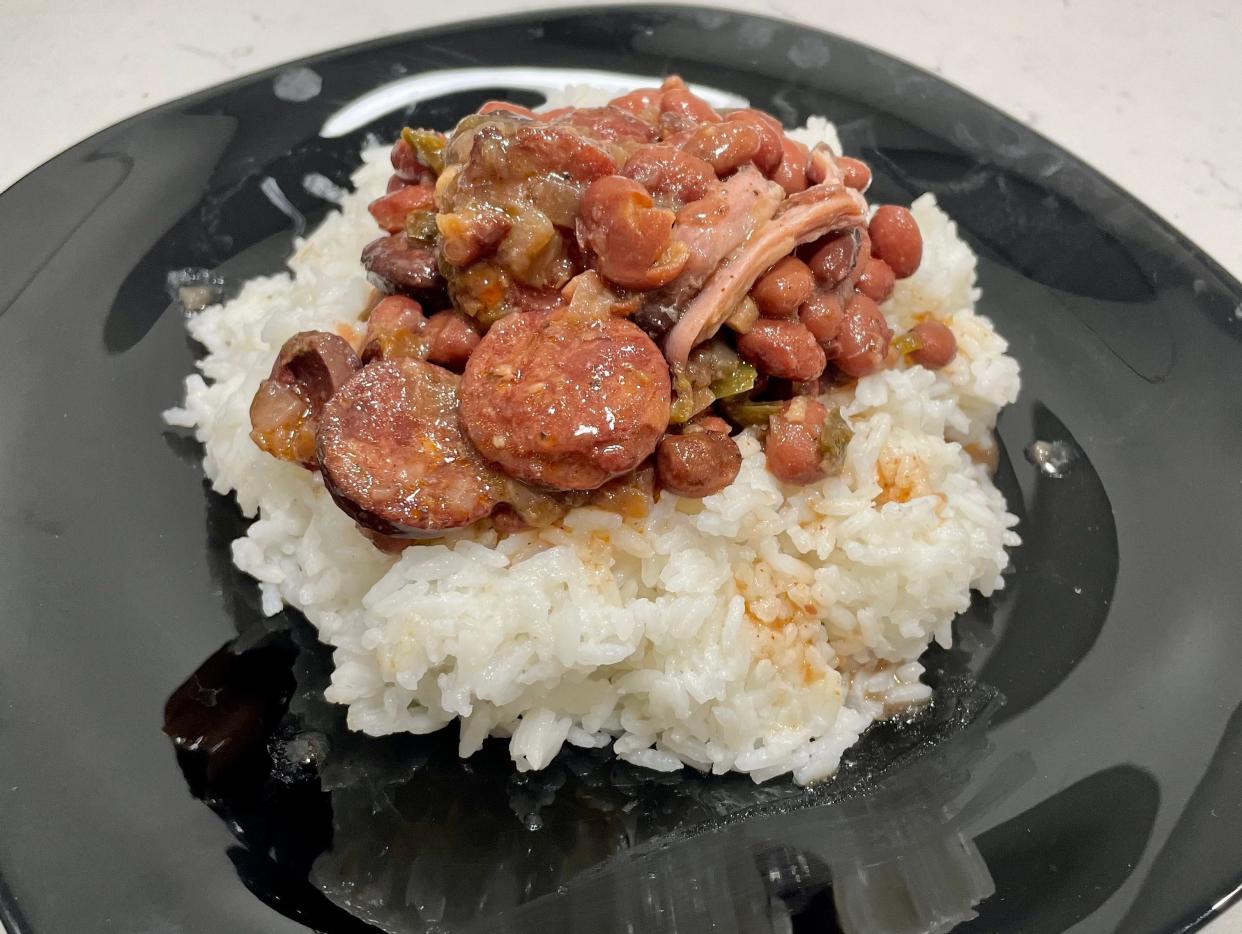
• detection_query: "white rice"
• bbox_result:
[165,109,1020,785]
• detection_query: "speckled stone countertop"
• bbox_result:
[1,1,1239,932]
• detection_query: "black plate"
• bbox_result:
[2,7,1241,933]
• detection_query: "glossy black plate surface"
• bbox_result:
[2,7,1241,933]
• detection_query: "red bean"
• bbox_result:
[798,290,844,343]
[906,321,957,369]
[855,257,896,303]
[390,138,421,181]
[577,175,687,290]
[750,256,815,318]
[836,157,872,191]
[608,87,664,122]
[660,87,720,124]
[832,293,892,378]
[765,396,829,484]
[770,137,810,195]
[656,420,742,498]
[620,145,716,207]
[423,310,482,371]
[367,184,435,233]
[723,109,784,173]
[868,205,923,278]
[736,319,826,381]
[806,228,866,287]
[681,122,762,176]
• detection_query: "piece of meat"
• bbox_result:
[317,358,502,536]
[361,234,442,294]
[765,396,828,484]
[663,182,867,366]
[655,417,741,497]
[459,307,671,490]
[249,331,361,467]
[661,165,785,306]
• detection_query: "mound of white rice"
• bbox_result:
[166,112,1019,785]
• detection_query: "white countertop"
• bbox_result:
[1,1,1239,931]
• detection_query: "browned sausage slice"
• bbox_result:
[459,308,671,491]
[317,358,501,536]
[249,330,360,467]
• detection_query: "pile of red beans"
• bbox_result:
[247,77,958,546]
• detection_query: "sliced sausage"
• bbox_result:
[750,256,815,318]
[735,318,826,381]
[868,205,923,278]
[655,418,741,497]
[459,307,671,491]
[831,293,892,378]
[361,234,442,294]
[317,358,501,536]
[765,396,828,484]
[249,331,361,467]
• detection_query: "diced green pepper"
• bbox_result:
[719,395,785,427]
[818,409,853,475]
[709,361,757,400]
[401,127,445,174]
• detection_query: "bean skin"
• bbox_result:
[906,320,957,369]
[751,256,815,318]
[868,205,923,278]
[736,318,826,381]
[798,290,844,344]
[831,293,892,378]
[855,257,896,303]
